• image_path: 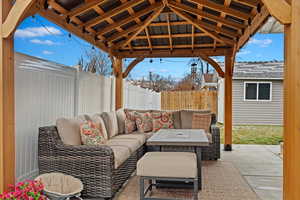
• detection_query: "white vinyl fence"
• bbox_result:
[124,82,161,110]
[15,52,160,182]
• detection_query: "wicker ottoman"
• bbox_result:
[137,152,198,200]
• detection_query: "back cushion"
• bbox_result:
[56,118,82,145]
[191,113,212,133]
[101,111,119,138]
[116,109,126,134]
[92,114,109,140]
[180,109,211,129]
[151,111,174,132]
[135,112,153,133]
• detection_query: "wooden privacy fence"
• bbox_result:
[161,90,217,113]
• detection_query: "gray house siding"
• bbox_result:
[232,79,283,125]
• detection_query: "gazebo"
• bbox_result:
[0,0,298,199]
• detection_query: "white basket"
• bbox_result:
[35,173,84,200]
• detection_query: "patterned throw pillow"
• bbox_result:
[124,111,137,134]
[191,113,212,133]
[80,121,106,145]
[135,112,153,133]
[152,111,174,132]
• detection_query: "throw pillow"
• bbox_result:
[135,112,153,133]
[191,113,212,133]
[124,111,137,134]
[80,121,106,145]
[152,111,174,132]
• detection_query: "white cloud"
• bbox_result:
[42,50,53,55]
[249,38,272,47]
[30,39,60,46]
[237,50,251,56]
[15,26,62,38]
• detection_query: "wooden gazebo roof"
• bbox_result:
[38,0,270,58]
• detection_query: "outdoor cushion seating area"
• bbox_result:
[38,109,220,199]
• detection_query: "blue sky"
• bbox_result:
[15,15,284,79]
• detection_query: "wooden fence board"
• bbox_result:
[161,89,217,113]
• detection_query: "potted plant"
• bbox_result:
[0,180,46,200]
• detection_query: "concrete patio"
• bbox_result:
[113,144,282,200]
[222,145,283,200]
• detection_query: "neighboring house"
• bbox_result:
[218,61,283,125]
[201,73,218,90]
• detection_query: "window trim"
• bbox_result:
[243,81,272,102]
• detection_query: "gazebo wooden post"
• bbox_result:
[0,0,15,192]
[224,53,234,151]
[283,0,300,199]
[113,57,123,110]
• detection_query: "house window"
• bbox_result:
[244,82,272,101]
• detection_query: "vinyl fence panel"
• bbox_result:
[77,72,114,115]
[124,81,161,110]
[15,53,76,181]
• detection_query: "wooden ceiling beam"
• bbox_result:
[115,6,164,49]
[123,43,225,49]
[233,0,259,8]
[170,7,235,46]
[145,27,152,50]
[87,4,123,37]
[106,23,140,43]
[96,2,163,37]
[168,0,246,30]
[135,33,207,39]
[237,5,270,51]
[84,0,145,29]
[121,0,141,26]
[188,0,251,21]
[217,0,231,32]
[48,0,82,24]
[192,26,195,50]
[167,13,173,51]
[123,57,145,78]
[149,21,190,26]
[67,0,106,21]
[114,48,233,58]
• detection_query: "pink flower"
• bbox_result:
[0,180,46,200]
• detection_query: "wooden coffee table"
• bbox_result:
[146,129,209,189]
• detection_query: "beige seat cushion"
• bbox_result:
[112,133,146,145]
[107,145,131,169]
[116,109,126,134]
[56,118,82,145]
[101,112,119,138]
[137,152,197,178]
[106,138,141,153]
[181,110,211,129]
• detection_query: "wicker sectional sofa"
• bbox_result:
[38,109,220,199]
